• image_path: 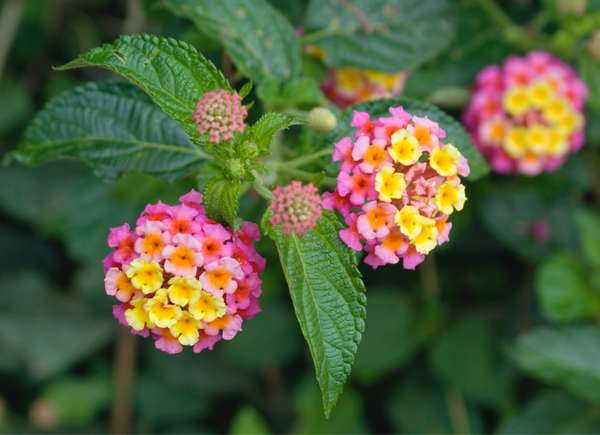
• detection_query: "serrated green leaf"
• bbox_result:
[263,211,367,417]
[249,112,298,155]
[55,34,230,142]
[325,97,489,180]
[16,81,209,181]
[204,176,241,228]
[304,0,455,72]
[162,0,301,83]
[511,326,600,401]
[536,254,600,323]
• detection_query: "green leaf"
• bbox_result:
[204,176,241,228]
[536,254,600,323]
[480,190,580,262]
[353,290,423,382]
[55,34,230,142]
[257,77,325,109]
[579,54,600,112]
[16,81,209,181]
[39,376,111,427]
[162,0,301,83]
[511,325,600,401]
[249,112,299,155]
[497,391,600,434]
[575,209,600,269]
[0,274,113,380]
[230,406,271,435]
[430,316,513,406]
[292,377,367,433]
[325,97,489,180]
[304,0,455,72]
[388,381,483,434]
[263,211,367,417]
[224,301,302,369]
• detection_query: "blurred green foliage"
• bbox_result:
[2,0,600,433]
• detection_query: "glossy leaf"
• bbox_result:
[304,0,455,72]
[16,81,209,180]
[162,0,301,83]
[263,211,367,417]
[55,34,230,142]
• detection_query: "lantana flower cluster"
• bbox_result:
[103,190,265,354]
[323,106,470,270]
[269,181,322,236]
[464,51,587,175]
[321,68,408,109]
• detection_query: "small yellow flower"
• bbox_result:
[435,182,467,215]
[189,291,227,322]
[337,69,363,92]
[145,289,182,328]
[375,166,406,202]
[167,276,202,307]
[413,221,439,255]
[528,80,554,108]
[125,258,163,295]
[503,85,530,116]
[543,98,569,123]
[429,144,461,176]
[395,206,429,240]
[390,129,422,165]
[546,129,568,157]
[125,297,153,331]
[169,312,201,346]
[504,127,528,158]
[526,126,550,154]
[557,111,583,135]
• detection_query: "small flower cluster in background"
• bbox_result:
[321,68,408,109]
[324,106,470,270]
[464,51,587,176]
[103,191,265,354]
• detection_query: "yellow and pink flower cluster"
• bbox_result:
[464,51,587,175]
[323,107,470,270]
[103,190,265,354]
[321,68,408,109]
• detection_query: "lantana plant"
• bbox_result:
[14,1,490,417]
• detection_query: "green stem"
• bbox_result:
[420,253,440,302]
[285,148,331,168]
[445,388,471,435]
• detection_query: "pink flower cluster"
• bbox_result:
[464,51,587,175]
[103,190,265,354]
[192,90,247,144]
[323,107,470,270]
[269,181,322,236]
